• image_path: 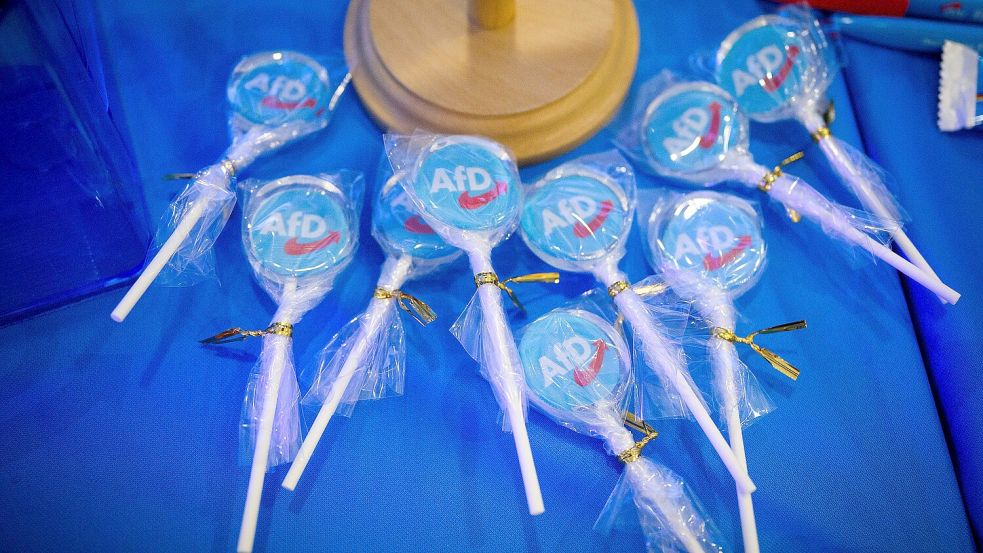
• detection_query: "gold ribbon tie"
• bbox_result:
[374,287,437,326]
[619,412,659,464]
[200,322,293,344]
[811,101,835,142]
[758,151,805,223]
[474,271,560,312]
[713,320,807,380]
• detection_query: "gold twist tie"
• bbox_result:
[611,281,670,328]
[607,281,630,298]
[619,412,659,464]
[758,151,805,223]
[712,320,807,380]
[200,322,293,344]
[164,159,237,181]
[474,271,560,312]
[374,287,437,326]
[811,101,836,142]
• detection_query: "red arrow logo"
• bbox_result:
[573,200,614,239]
[261,96,317,110]
[403,215,435,234]
[574,340,608,387]
[699,101,722,149]
[283,231,340,255]
[458,181,508,210]
[703,235,751,271]
[762,45,800,92]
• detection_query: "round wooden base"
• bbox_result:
[344,0,640,165]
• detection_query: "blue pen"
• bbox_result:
[831,13,983,52]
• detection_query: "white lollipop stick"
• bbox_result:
[712,333,759,553]
[763,172,960,304]
[282,255,413,491]
[111,202,206,322]
[595,266,756,494]
[797,110,944,289]
[468,248,545,516]
[238,280,297,553]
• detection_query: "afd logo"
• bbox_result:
[663,101,722,156]
[540,196,614,239]
[673,225,750,270]
[429,166,507,210]
[257,211,339,255]
[243,73,316,110]
[730,44,801,96]
[537,336,608,388]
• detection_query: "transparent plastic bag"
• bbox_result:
[112,50,350,323]
[229,171,362,551]
[281,161,463,491]
[614,72,959,304]
[385,132,546,515]
[712,8,958,290]
[515,306,723,553]
[518,150,754,494]
[938,40,983,132]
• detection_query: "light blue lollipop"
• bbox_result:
[409,136,521,233]
[245,175,356,281]
[228,51,331,128]
[373,172,459,262]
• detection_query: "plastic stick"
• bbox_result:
[596,266,756,494]
[468,249,545,516]
[111,202,206,322]
[282,256,412,491]
[798,111,944,289]
[768,174,960,304]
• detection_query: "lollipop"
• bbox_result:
[714,9,956,302]
[112,51,350,322]
[385,133,555,515]
[200,173,360,553]
[623,78,959,304]
[647,191,805,553]
[518,308,722,553]
[281,163,460,491]
[518,150,755,493]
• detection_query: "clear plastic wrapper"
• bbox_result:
[615,73,960,304]
[221,172,361,553]
[939,40,983,131]
[385,132,546,516]
[112,50,350,322]
[713,7,954,294]
[516,307,723,553]
[281,161,461,491]
[517,150,755,494]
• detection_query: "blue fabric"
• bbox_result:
[0,1,975,551]
[839,38,983,542]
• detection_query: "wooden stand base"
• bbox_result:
[344,0,640,165]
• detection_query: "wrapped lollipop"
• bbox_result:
[282,162,461,490]
[112,51,350,322]
[713,8,957,301]
[615,76,960,304]
[517,307,722,553]
[385,133,557,515]
[645,190,806,553]
[200,173,361,553]
[518,151,755,494]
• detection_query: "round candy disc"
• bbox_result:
[245,175,355,280]
[520,169,630,268]
[642,82,746,177]
[519,310,630,425]
[715,16,808,121]
[410,136,520,233]
[373,172,458,261]
[228,51,331,127]
[650,191,766,294]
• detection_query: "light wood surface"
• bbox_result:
[344,0,639,165]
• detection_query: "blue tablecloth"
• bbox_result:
[0,1,976,551]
